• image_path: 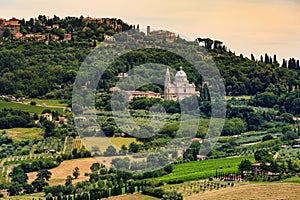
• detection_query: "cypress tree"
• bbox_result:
[265,53,270,64]
[273,54,277,63]
[282,59,287,68]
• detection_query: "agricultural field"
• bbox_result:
[33,137,64,154]
[235,131,282,145]
[163,180,235,197]
[0,166,8,184]
[2,193,45,200]
[26,98,68,107]
[277,148,300,161]
[0,100,64,114]
[82,137,138,152]
[154,155,255,182]
[102,193,159,200]
[2,127,44,141]
[184,183,300,200]
[27,157,99,186]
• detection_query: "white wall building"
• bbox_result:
[164,67,199,101]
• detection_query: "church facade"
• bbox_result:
[164,67,200,101]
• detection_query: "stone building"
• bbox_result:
[164,67,199,101]
[0,17,20,36]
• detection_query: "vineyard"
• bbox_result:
[163,180,235,197]
[154,155,255,182]
[63,136,74,154]
[0,165,8,184]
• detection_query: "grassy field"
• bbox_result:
[82,137,138,152]
[184,183,300,200]
[154,155,255,182]
[2,127,44,141]
[26,98,68,107]
[0,100,64,114]
[2,193,45,199]
[277,176,300,183]
[225,95,252,100]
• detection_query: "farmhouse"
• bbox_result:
[252,162,272,175]
[41,113,53,121]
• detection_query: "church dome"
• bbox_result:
[175,66,187,77]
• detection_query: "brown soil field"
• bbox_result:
[27,157,99,186]
[185,183,300,200]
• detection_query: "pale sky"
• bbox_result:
[1,0,299,61]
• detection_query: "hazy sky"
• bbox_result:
[1,0,299,61]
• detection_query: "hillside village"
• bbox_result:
[0,16,129,42]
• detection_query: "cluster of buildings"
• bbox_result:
[110,67,200,102]
[146,26,177,42]
[41,112,68,125]
[0,17,20,37]
[0,17,72,41]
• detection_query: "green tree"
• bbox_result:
[104,145,117,156]
[128,142,140,153]
[37,169,52,181]
[90,162,101,173]
[42,120,55,137]
[65,175,73,186]
[32,178,48,192]
[23,183,34,194]
[222,118,246,136]
[254,149,274,163]
[2,28,11,38]
[7,182,22,196]
[238,159,252,172]
[73,167,80,179]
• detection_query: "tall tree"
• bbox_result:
[37,169,52,181]
[73,167,80,179]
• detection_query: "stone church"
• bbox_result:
[164,67,200,101]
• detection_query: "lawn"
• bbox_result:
[154,155,255,182]
[2,127,44,141]
[82,137,138,152]
[0,100,64,114]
